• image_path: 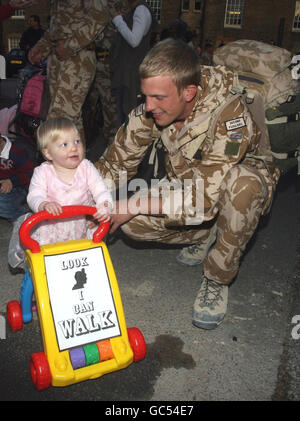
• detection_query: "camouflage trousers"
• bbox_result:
[86,58,118,145]
[47,49,97,142]
[121,164,270,285]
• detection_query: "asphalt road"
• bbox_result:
[0,169,299,403]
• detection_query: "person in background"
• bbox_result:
[199,42,214,66]
[0,134,33,223]
[110,0,156,127]
[84,0,122,152]
[19,14,44,56]
[27,0,109,143]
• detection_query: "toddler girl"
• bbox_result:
[8,117,113,270]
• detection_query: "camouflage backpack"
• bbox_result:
[214,40,300,174]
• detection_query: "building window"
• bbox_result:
[194,1,202,12]
[293,1,300,31]
[11,9,25,19]
[8,37,21,51]
[146,0,161,23]
[182,0,190,12]
[224,0,245,28]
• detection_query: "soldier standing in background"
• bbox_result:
[95,39,280,331]
[85,1,122,150]
[27,0,109,142]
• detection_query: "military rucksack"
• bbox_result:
[214,40,300,174]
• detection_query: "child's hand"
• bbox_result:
[0,179,13,194]
[93,201,113,223]
[38,201,62,216]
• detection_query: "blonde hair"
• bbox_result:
[37,117,80,151]
[139,38,201,94]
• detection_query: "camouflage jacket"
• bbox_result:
[95,65,279,226]
[34,0,109,58]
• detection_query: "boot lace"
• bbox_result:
[197,277,224,310]
[187,243,205,256]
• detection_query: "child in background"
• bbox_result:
[8,117,113,270]
[0,134,33,222]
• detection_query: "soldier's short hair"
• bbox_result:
[37,117,80,150]
[139,38,201,94]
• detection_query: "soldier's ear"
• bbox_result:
[183,85,197,103]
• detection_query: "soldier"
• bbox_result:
[85,1,121,148]
[94,38,280,330]
[27,0,109,142]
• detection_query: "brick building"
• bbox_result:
[1,0,300,55]
[178,0,300,52]
[0,0,49,55]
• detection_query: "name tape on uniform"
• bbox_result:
[225,117,246,131]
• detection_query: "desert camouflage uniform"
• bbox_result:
[213,40,300,110]
[95,65,280,284]
[86,11,119,145]
[33,0,109,140]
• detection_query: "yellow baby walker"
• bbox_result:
[7,206,146,390]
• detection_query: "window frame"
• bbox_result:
[8,36,21,51]
[11,9,25,19]
[181,0,190,12]
[146,0,161,23]
[293,0,300,32]
[224,0,245,29]
[194,1,202,13]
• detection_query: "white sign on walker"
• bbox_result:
[44,247,121,351]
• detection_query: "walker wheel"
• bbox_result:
[127,327,146,362]
[7,300,23,331]
[30,352,51,391]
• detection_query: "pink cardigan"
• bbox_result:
[27,159,113,244]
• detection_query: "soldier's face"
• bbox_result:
[141,75,196,128]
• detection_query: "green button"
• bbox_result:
[83,343,100,366]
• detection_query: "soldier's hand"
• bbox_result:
[109,199,136,234]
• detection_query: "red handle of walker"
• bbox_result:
[19,205,110,253]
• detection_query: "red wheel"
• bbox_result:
[7,301,23,331]
[30,352,51,391]
[127,327,146,362]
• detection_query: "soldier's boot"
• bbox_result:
[176,225,217,266]
[192,276,228,330]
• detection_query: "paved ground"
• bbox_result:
[0,168,299,402]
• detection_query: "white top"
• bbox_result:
[112,5,152,48]
[0,135,11,159]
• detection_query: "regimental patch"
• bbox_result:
[225,141,241,156]
[135,103,144,117]
[229,132,243,140]
[225,117,246,131]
